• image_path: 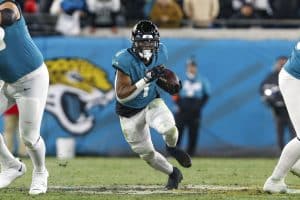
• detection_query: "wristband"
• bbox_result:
[135,78,147,89]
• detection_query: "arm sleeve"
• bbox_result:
[112,51,130,76]
[158,43,169,64]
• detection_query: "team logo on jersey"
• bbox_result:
[45,58,114,135]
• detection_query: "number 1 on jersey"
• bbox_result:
[143,85,149,97]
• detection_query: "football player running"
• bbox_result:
[0,0,49,195]
[264,42,300,193]
[113,20,191,190]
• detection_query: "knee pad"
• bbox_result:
[153,115,175,134]
[20,130,39,149]
[148,99,175,133]
[164,126,178,137]
[163,126,178,147]
[17,97,41,148]
[160,120,175,134]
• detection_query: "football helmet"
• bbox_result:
[131,20,160,61]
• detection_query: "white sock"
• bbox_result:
[26,137,46,172]
[147,151,173,175]
[0,134,18,169]
[271,138,300,180]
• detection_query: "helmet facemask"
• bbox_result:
[133,36,159,61]
[131,20,160,62]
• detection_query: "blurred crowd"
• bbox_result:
[14,0,300,35]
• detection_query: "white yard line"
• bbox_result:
[48,184,256,195]
[287,189,300,194]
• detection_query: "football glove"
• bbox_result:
[143,65,165,83]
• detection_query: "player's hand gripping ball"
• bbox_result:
[156,68,182,95]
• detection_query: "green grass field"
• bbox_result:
[1,157,300,199]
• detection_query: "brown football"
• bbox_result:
[157,69,181,95]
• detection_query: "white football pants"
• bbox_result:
[0,64,49,147]
[266,68,300,181]
[279,68,300,138]
[119,98,178,175]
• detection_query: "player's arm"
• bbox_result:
[115,70,147,103]
[115,66,164,103]
[0,1,20,26]
[115,70,140,98]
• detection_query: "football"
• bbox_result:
[157,68,181,95]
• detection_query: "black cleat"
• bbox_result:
[165,167,183,190]
[167,146,192,168]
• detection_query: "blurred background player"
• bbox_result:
[172,57,211,156]
[3,104,27,157]
[264,42,300,193]
[0,0,49,195]
[113,20,191,190]
[260,56,296,151]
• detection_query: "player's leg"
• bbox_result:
[146,99,177,147]
[17,128,27,157]
[290,117,300,177]
[264,69,300,193]
[147,98,191,168]
[120,111,173,174]
[0,134,26,189]
[3,114,18,152]
[0,84,26,188]
[174,114,185,148]
[119,112,182,189]
[287,116,296,140]
[3,114,26,157]
[187,118,200,156]
[17,97,47,171]
[13,64,49,194]
[274,115,285,150]
[5,114,27,157]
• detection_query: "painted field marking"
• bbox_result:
[48,184,256,195]
[287,189,300,194]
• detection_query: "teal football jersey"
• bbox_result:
[284,42,300,79]
[112,43,168,109]
[0,1,43,83]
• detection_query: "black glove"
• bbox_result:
[143,65,165,83]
